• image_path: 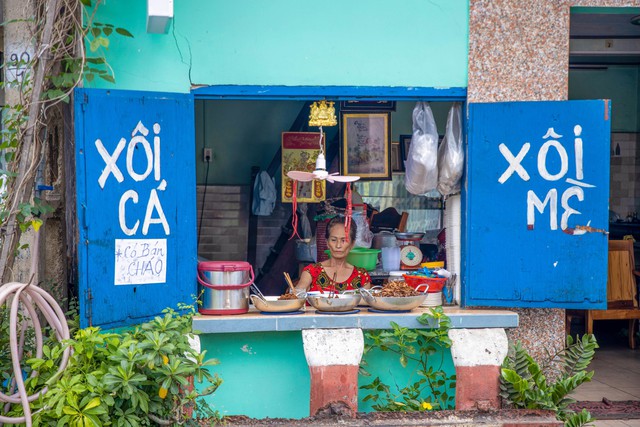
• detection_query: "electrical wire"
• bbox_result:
[0,231,71,427]
[198,159,211,250]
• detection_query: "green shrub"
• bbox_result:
[359,307,455,411]
[500,334,598,427]
[2,304,222,426]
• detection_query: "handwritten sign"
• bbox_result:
[96,120,172,286]
[498,125,598,235]
[114,238,167,285]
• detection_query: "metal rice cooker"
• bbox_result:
[197,261,254,315]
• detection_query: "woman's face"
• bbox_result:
[327,223,354,261]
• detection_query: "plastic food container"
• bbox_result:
[403,274,447,293]
[324,247,381,271]
[421,261,445,269]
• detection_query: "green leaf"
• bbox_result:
[115,28,134,37]
[83,397,101,411]
[79,0,92,6]
[89,39,101,52]
[98,74,115,84]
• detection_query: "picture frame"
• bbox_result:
[399,134,412,162]
[340,112,392,181]
[391,142,403,172]
[340,101,396,112]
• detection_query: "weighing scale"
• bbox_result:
[395,232,425,270]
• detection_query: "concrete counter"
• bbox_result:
[192,306,518,334]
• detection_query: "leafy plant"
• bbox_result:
[360,307,455,411]
[0,0,133,282]
[500,334,598,427]
[1,304,222,426]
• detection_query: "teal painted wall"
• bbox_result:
[569,66,640,132]
[197,331,455,419]
[88,0,469,93]
[198,332,310,419]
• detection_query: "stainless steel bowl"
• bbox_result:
[394,232,425,241]
[360,288,427,311]
[306,294,361,312]
[250,295,306,312]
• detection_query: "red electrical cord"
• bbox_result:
[344,183,352,243]
[288,179,301,240]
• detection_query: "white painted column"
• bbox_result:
[449,328,509,410]
[302,328,364,417]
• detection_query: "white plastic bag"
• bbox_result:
[405,102,439,195]
[353,211,373,248]
[437,103,464,196]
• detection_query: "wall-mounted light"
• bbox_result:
[147,0,173,34]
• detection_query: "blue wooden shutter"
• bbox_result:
[75,88,196,328]
[463,100,610,309]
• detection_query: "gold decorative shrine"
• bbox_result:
[308,101,337,127]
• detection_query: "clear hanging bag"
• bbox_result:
[437,102,464,196]
[405,102,439,195]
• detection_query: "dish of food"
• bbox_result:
[250,295,306,313]
[306,293,361,312]
[360,282,427,311]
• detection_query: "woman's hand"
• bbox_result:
[295,270,313,292]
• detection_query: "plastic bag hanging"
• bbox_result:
[405,102,439,195]
[437,102,464,196]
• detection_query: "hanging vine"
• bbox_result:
[0,0,132,282]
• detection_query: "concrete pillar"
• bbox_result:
[3,0,37,284]
[449,328,508,411]
[302,328,364,417]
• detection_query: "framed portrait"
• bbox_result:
[340,112,392,180]
[391,142,403,172]
[399,134,412,162]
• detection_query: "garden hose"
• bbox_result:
[0,281,71,427]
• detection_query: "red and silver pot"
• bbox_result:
[197,261,254,315]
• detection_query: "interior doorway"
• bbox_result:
[567,7,640,354]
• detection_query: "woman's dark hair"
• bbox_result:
[325,216,357,243]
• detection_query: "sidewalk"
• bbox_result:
[570,343,640,427]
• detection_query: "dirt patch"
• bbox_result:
[570,400,640,420]
[208,408,561,426]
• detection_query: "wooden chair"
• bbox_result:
[369,207,409,233]
[581,239,640,349]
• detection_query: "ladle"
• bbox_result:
[283,272,307,298]
[250,283,267,302]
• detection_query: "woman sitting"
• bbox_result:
[296,216,372,293]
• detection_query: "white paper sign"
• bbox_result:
[114,238,167,285]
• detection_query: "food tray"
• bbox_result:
[306,294,361,312]
[359,288,427,311]
[250,295,306,313]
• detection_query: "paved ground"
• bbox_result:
[570,331,640,426]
